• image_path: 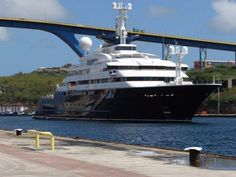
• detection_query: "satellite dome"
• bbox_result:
[182,46,188,55]
[80,37,92,50]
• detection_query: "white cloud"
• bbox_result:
[0,0,67,20]
[212,0,236,32]
[148,5,173,18]
[0,0,68,41]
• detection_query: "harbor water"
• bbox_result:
[0,116,235,157]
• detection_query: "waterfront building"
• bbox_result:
[194,60,235,69]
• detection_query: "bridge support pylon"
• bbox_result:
[52,30,85,58]
[199,48,207,69]
[162,43,171,60]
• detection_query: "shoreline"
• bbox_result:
[1,127,236,159]
[195,114,236,118]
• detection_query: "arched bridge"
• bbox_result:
[0,17,236,65]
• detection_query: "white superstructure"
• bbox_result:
[57,2,192,93]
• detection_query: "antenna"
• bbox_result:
[112,2,132,44]
[169,45,189,85]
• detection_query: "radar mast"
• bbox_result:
[112,2,132,44]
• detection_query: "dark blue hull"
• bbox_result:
[34,84,219,122]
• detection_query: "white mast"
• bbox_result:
[169,45,188,85]
[112,2,132,44]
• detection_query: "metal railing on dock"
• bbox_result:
[27,130,55,150]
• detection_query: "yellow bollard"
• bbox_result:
[50,136,55,151]
[38,131,55,151]
[27,130,55,151]
[36,134,40,149]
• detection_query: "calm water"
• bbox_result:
[0,116,236,157]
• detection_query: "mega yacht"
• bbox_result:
[34,2,219,121]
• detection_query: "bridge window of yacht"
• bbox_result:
[77,80,89,85]
[124,77,175,82]
[107,65,177,70]
[107,65,188,71]
[115,46,136,50]
[76,76,180,85]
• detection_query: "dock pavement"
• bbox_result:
[0,129,235,177]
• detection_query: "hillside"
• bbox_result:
[187,66,236,114]
[187,65,236,81]
[0,71,65,108]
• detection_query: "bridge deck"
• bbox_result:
[0,17,236,52]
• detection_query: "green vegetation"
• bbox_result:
[0,71,65,107]
[187,65,236,81]
[187,66,236,114]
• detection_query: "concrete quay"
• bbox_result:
[0,130,235,177]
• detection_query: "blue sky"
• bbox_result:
[0,0,236,76]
